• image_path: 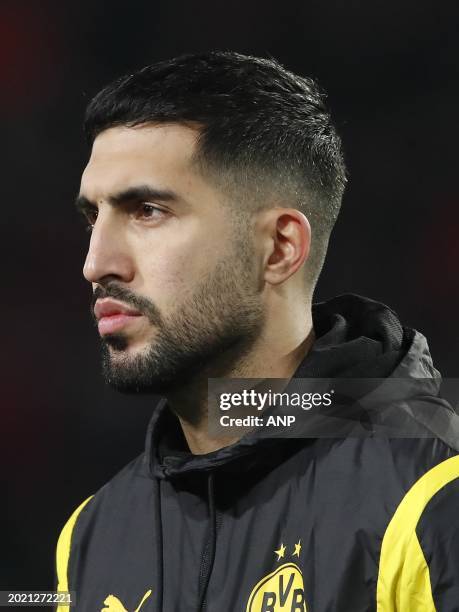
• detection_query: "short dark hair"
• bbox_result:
[85,51,347,289]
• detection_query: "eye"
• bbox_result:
[136,203,166,220]
[81,207,98,233]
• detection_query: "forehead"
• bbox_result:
[80,123,201,198]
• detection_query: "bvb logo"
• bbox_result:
[246,561,307,611]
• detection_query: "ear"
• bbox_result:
[259,208,311,285]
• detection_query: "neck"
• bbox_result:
[165,309,315,454]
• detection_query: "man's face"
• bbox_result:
[78,124,264,393]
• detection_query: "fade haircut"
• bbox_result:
[84,51,347,290]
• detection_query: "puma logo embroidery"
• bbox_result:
[101,589,152,612]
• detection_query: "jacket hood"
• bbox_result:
[144,293,456,480]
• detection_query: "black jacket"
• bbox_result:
[56,294,459,611]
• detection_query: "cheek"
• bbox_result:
[138,245,214,306]
[133,216,234,304]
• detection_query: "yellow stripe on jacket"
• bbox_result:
[56,495,94,611]
[377,454,459,611]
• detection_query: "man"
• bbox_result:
[56,52,459,611]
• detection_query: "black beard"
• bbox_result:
[98,253,264,395]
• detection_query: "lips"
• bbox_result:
[94,299,143,336]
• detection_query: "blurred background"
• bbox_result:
[2,0,458,594]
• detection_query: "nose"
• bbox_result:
[83,209,135,285]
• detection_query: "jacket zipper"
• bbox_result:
[197,472,219,611]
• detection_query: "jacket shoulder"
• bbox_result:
[376,452,459,611]
[55,452,147,594]
[416,472,459,609]
[56,495,94,599]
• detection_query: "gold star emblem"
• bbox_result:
[292,540,302,557]
[274,543,286,560]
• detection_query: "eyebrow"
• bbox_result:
[74,184,180,213]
